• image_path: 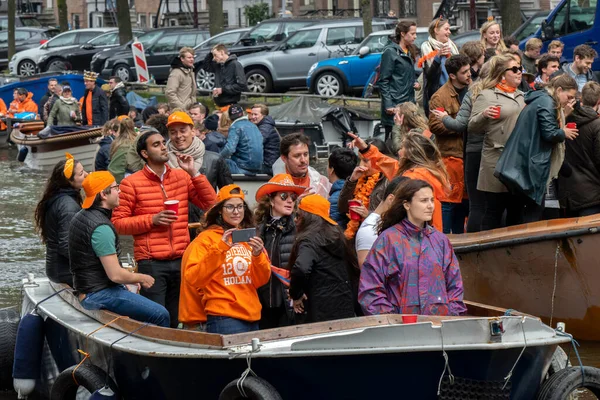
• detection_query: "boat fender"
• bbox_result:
[12,312,44,396]
[219,376,283,400]
[17,146,28,162]
[537,366,600,399]
[0,307,20,390]
[50,364,120,400]
[546,346,571,380]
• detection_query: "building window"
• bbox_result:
[95,14,103,27]
[398,0,417,17]
[169,19,177,27]
[139,14,147,28]
[150,15,157,28]
[72,14,80,29]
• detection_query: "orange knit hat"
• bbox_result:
[298,194,337,225]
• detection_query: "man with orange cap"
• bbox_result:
[69,171,170,327]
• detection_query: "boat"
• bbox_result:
[15,276,575,400]
[450,214,600,341]
[10,122,102,172]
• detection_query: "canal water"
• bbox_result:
[1,144,600,398]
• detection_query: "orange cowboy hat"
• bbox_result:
[298,194,337,226]
[255,174,306,201]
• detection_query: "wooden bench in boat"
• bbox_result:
[50,282,529,349]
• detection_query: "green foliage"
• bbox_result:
[244,2,270,27]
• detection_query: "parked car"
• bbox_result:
[512,11,550,42]
[237,20,394,93]
[0,27,59,69]
[306,28,428,97]
[194,27,251,90]
[9,28,113,76]
[101,28,209,83]
[36,29,145,73]
[0,15,42,30]
[451,30,481,49]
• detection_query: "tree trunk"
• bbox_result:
[116,0,133,45]
[7,0,15,60]
[499,0,521,38]
[57,0,68,32]
[360,0,372,37]
[207,0,224,37]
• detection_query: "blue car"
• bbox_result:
[307,28,428,98]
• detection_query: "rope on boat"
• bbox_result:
[437,323,455,395]
[502,317,528,390]
[33,287,71,312]
[106,322,150,390]
[227,339,263,398]
[9,128,103,146]
[550,242,561,327]
[557,330,585,387]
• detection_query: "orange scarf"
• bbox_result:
[417,50,438,68]
[495,82,517,93]
[344,173,381,240]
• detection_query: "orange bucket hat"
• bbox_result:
[217,184,245,203]
[81,171,115,209]
[166,111,194,127]
[298,194,337,225]
[255,174,306,201]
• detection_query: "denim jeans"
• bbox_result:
[206,315,259,334]
[465,151,486,232]
[226,159,258,175]
[441,200,469,234]
[81,286,170,328]
[137,258,182,328]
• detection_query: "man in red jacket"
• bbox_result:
[112,119,217,327]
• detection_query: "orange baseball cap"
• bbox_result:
[217,184,245,203]
[82,171,115,209]
[166,111,193,127]
[255,174,306,201]
[298,194,337,225]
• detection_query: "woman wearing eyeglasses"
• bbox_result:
[468,54,526,231]
[180,184,271,334]
[254,174,306,329]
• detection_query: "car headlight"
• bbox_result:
[308,63,317,76]
[10,54,17,61]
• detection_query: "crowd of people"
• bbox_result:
[32,17,600,335]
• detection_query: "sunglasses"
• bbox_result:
[274,192,298,202]
[504,66,523,74]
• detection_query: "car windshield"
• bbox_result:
[88,32,118,45]
[137,30,163,46]
[515,14,548,41]
[20,18,42,27]
[352,33,390,55]
[246,23,280,43]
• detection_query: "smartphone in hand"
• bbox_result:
[231,228,257,243]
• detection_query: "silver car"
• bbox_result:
[237,20,392,93]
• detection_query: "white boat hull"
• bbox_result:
[23,142,98,171]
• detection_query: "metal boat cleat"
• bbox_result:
[23,273,38,288]
[489,320,504,342]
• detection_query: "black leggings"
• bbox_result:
[465,151,486,232]
[481,191,524,231]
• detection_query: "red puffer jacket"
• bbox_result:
[112,164,217,261]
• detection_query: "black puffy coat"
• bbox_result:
[43,188,81,286]
[558,105,600,211]
[255,115,280,172]
[212,54,248,107]
[109,86,129,119]
[257,215,296,310]
[82,85,109,126]
[94,135,114,171]
[289,232,355,323]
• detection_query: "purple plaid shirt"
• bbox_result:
[359,219,466,316]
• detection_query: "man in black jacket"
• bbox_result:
[209,44,248,107]
[39,78,57,122]
[108,76,129,119]
[82,71,109,126]
[249,103,280,175]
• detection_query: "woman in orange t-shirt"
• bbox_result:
[180,184,271,334]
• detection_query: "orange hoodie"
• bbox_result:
[180,225,271,323]
[8,92,38,117]
[362,145,445,231]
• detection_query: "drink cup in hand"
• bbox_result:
[164,200,179,215]
[492,106,501,119]
[566,122,577,129]
[348,200,362,221]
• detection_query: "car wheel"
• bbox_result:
[46,59,68,72]
[196,68,215,90]
[18,60,36,76]
[245,69,272,93]
[315,72,344,97]
[113,64,131,82]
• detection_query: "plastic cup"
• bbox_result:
[348,200,362,221]
[435,107,445,112]
[492,106,501,119]
[566,122,577,129]
[402,315,418,324]
[164,200,179,215]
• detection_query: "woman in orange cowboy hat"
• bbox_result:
[180,184,271,334]
[288,194,358,323]
[254,174,306,329]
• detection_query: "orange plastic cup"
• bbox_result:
[566,122,577,129]
[492,106,501,119]
[164,200,179,215]
[348,200,362,221]
[402,315,418,324]
[435,107,445,112]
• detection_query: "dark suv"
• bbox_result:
[100,28,209,83]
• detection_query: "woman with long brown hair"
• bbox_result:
[496,75,579,221]
[359,179,466,316]
[347,132,448,231]
[180,184,271,334]
[107,117,138,182]
[34,153,88,286]
[468,54,525,230]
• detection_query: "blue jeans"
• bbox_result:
[226,159,258,175]
[81,286,170,327]
[206,315,259,334]
[442,200,469,234]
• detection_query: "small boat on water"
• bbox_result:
[10,122,102,172]
[451,214,600,341]
[11,276,579,399]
